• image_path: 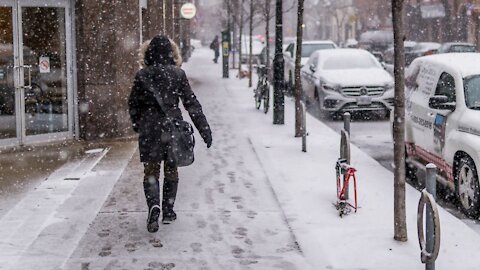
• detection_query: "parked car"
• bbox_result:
[344,38,359,48]
[283,40,337,93]
[382,41,418,76]
[405,42,441,66]
[300,48,394,117]
[393,53,480,217]
[358,30,393,60]
[258,44,275,66]
[437,42,477,54]
[240,36,264,64]
[383,41,418,64]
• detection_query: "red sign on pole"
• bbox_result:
[180,3,196,19]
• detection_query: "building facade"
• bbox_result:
[304,0,358,45]
[0,0,192,147]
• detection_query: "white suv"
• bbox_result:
[284,40,337,92]
[401,53,480,217]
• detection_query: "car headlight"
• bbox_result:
[322,83,341,92]
[384,82,394,91]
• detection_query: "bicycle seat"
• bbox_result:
[336,158,355,171]
[256,65,267,76]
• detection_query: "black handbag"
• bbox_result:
[159,117,195,167]
[150,90,195,167]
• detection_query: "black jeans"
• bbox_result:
[144,162,178,182]
[143,162,179,210]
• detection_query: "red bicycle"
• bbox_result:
[335,158,358,217]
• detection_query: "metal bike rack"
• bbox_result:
[340,112,351,199]
[343,112,351,135]
[417,164,441,270]
[300,100,307,152]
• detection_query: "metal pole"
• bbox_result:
[273,0,284,125]
[231,0,237,69]
[222,30,230,78]
[343,112,351,199]
[426,163,437,270]
[222,0,230,78]
[343,112,351,135]
[302,101,307,152]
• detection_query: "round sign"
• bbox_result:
[180,3,196,19]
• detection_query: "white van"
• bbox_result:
[401,53,480,217]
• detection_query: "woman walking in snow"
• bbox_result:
[129,35,212,232]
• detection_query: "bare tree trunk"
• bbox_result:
[441,0,451,42]
[265,0,271,73]
[295,0,304,137]
[335,12,341,45]
[249,0,254,87]
[392,0,408,242]
[232,1,238,69]
[239,0,245,72]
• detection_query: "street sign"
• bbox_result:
[180,3,196,19]
[39,56,50,73]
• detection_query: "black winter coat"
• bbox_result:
[128,64,211,163]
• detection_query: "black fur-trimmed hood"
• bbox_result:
[144,35,176,66]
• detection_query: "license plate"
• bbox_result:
[357,96,372,106]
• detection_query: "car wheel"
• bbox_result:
[314,87,327,117]
[288,72,294,95]
[456,156,480,217]
[374,109,389,120]
[405,149,419,187]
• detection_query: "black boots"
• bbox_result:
[162,180,178,224]
[144,175,161,232]
[144,176,179,231]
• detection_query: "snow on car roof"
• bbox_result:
[419,53,480,77]
[303,40,336,45]
[316,48,374,58]
[314,49,381,70]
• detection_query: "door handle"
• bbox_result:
[14,65,32,90]
[23,65,32,90]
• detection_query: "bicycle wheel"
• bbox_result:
[255,88,261,110]
[263,83,270,114]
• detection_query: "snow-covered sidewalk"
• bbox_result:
[2,47,480,270]
[221,51,480,268]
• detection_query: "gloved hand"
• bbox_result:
[200,127,212,148]
[205,135,212,148]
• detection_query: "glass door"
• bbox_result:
[20,5,69,137]
[0,1,20,145]
[0,0,72,146]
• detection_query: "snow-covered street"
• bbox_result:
[2,48,480,269]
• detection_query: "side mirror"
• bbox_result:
[309,64,316,73]
[429,95,456,111]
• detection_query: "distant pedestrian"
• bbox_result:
[129,35,212,233]
[210,35,220,63]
